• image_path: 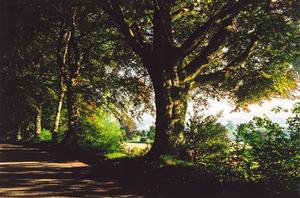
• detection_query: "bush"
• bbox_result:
[39,128,52,142]
[140,137,147,143]
[184,114,230,164]
[232,115,300,194]
[125,145,150,156]
[147,125,155,143]
[53,130,66,144]
[78,109,124,152]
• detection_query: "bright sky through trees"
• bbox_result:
[204,98,298,126]
[137,98,299,129]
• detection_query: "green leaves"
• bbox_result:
[233,105,300,192]
[79,108,124,152]
[287,102,300,142]
[184,114,230,163]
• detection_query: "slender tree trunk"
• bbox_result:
[35,104,42,136]
[15,101,22,141]
[61,8,83,144]
[53,91,64,133]
[52,80,65,142]
[16,124,22,141]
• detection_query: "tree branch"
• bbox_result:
[182,14,234,82]
[192,70,226,89]
[98,0,150,59]
[153,0,173,50]
[56,20,71,83]
[225,33,258,70]
[179,0,251,56]
[191,33,258,90]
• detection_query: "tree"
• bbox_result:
[52,1,152,144]
[0,0,57,140]
[96,0,300,158]
[0,0,152,143]
[119,114,138,139]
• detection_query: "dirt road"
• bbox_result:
[0,144,142,197]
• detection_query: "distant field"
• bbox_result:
[122,142,151,151]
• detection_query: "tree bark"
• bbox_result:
[146,85,188,159]
[63,81,81,144]
[16,124,22,141]
[53,91,64,133]
[15,101,22,141]
[52,81,65,142]
[35,104,42,137]
[57,8,82,144]
[145,59,189,159]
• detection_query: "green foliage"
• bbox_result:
[119,115,138,140]
[184,115,230,164]
[79,109,124,152]
[179,103,299,195]
[230,64,298,109]
[105,152,127,159]
[139,137,147,143]
[125,146,150,156]
[53,130,66,144]
[287,102,300,141]
[232,113,300,193]
[137,126,155,143]
[38,129,52,142]
[147,126,155,142]
[161,154,193,166]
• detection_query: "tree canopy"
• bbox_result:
[94,0,299,157]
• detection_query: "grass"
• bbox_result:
[161,154,193,166]
[105,152,128,159]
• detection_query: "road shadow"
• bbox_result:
[1,144,296,198]
[0,144,144,197]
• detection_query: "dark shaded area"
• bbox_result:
[96,159,268,198]
[0,144,297,198]
[0,144,143,197]
[54,146,298,198]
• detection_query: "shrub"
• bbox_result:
[125,145,150,156]
[184,114,230,164]
[53,130,66,144]
[79,109,124,152]
[147,125,155,143]
[140,137,147,143]
[39,128,52,142]
[233,115,300,193]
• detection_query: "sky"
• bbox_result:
[201,98,297,126]
[136,98,299,130]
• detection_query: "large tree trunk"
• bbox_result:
[145,62,189,159]
[146,86,188,159]
[35,104,42,137]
